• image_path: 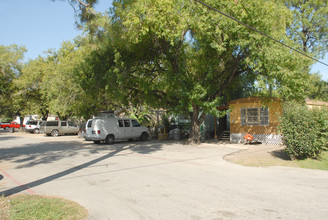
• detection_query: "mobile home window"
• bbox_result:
[247,108,258,125]
[241,108,246,125]
[241,107,269,126]
[260,108,269,126]
[118,120,123,127]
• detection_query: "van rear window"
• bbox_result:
[87,120,93,128]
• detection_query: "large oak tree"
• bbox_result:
[104,0,312,143]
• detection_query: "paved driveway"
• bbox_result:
[1,132,328,219]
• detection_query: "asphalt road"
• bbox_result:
[1,131,328,219]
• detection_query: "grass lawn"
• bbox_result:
[0,195,88,220]
[225,145,328,170]
[296,150,328,170]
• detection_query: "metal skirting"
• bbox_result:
[230,133,282,145]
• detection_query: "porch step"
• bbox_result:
[218,130,230,140]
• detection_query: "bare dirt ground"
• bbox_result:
[224,143,301,168]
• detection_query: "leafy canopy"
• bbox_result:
[0,45,26,117]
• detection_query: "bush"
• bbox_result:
[279,101,328,159]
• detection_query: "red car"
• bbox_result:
[0,122,21,130]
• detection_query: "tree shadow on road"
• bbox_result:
[0,141,84,168]
[0,135,22,141]
[0,139,169,169]
[0,145,129,197]
[0,138,179,197]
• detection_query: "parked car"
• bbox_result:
[85,117,149,144]
[40,120,79,137]
[0,122,10,130]
[25,120,42,133]
[78,122,87,138]
[0,122,20,130]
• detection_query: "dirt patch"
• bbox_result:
[224,144,300,168]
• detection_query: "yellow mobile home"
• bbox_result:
[228,97,283,145]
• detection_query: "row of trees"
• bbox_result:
[1,0,328,143]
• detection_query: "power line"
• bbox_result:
[193,0,328,67]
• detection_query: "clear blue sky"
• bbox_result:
[0,0,112,59]
[0,0,327,81]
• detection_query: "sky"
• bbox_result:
[0,0,112,59]
[1,0,327,81]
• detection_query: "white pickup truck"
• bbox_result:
[85,117,149,144]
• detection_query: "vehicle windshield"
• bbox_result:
[26,121,38,125]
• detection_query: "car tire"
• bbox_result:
[140,132,148,141]
[33,128,40,134]
[4,126,8,130]
[105,135,114,144]
[51,129,59,137]
[94,141,101,144]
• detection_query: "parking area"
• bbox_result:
[1,131,328,219]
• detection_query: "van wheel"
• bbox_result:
[51,129,59,137]
[140,132,148,141]
[105,135,114,144]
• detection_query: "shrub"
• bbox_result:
[279,101,328,159]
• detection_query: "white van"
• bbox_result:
[85,118,149,144]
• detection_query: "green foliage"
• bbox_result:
[281,0,328,57]
[64,0,99,30]
[16,34,116,120]
[308,77,328,101]
[0,116,12,122]
[109,0,313,143]
[128,106,153,126]
[13,14,127,120]
[7,0,323,144]
[161,114,171,133]
[0,44,26,117]
[279,101,328,159]
[15,56,51,119]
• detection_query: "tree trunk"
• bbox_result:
[41,109,49,121]
[19,116,24,132]
[186,104,202,145]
